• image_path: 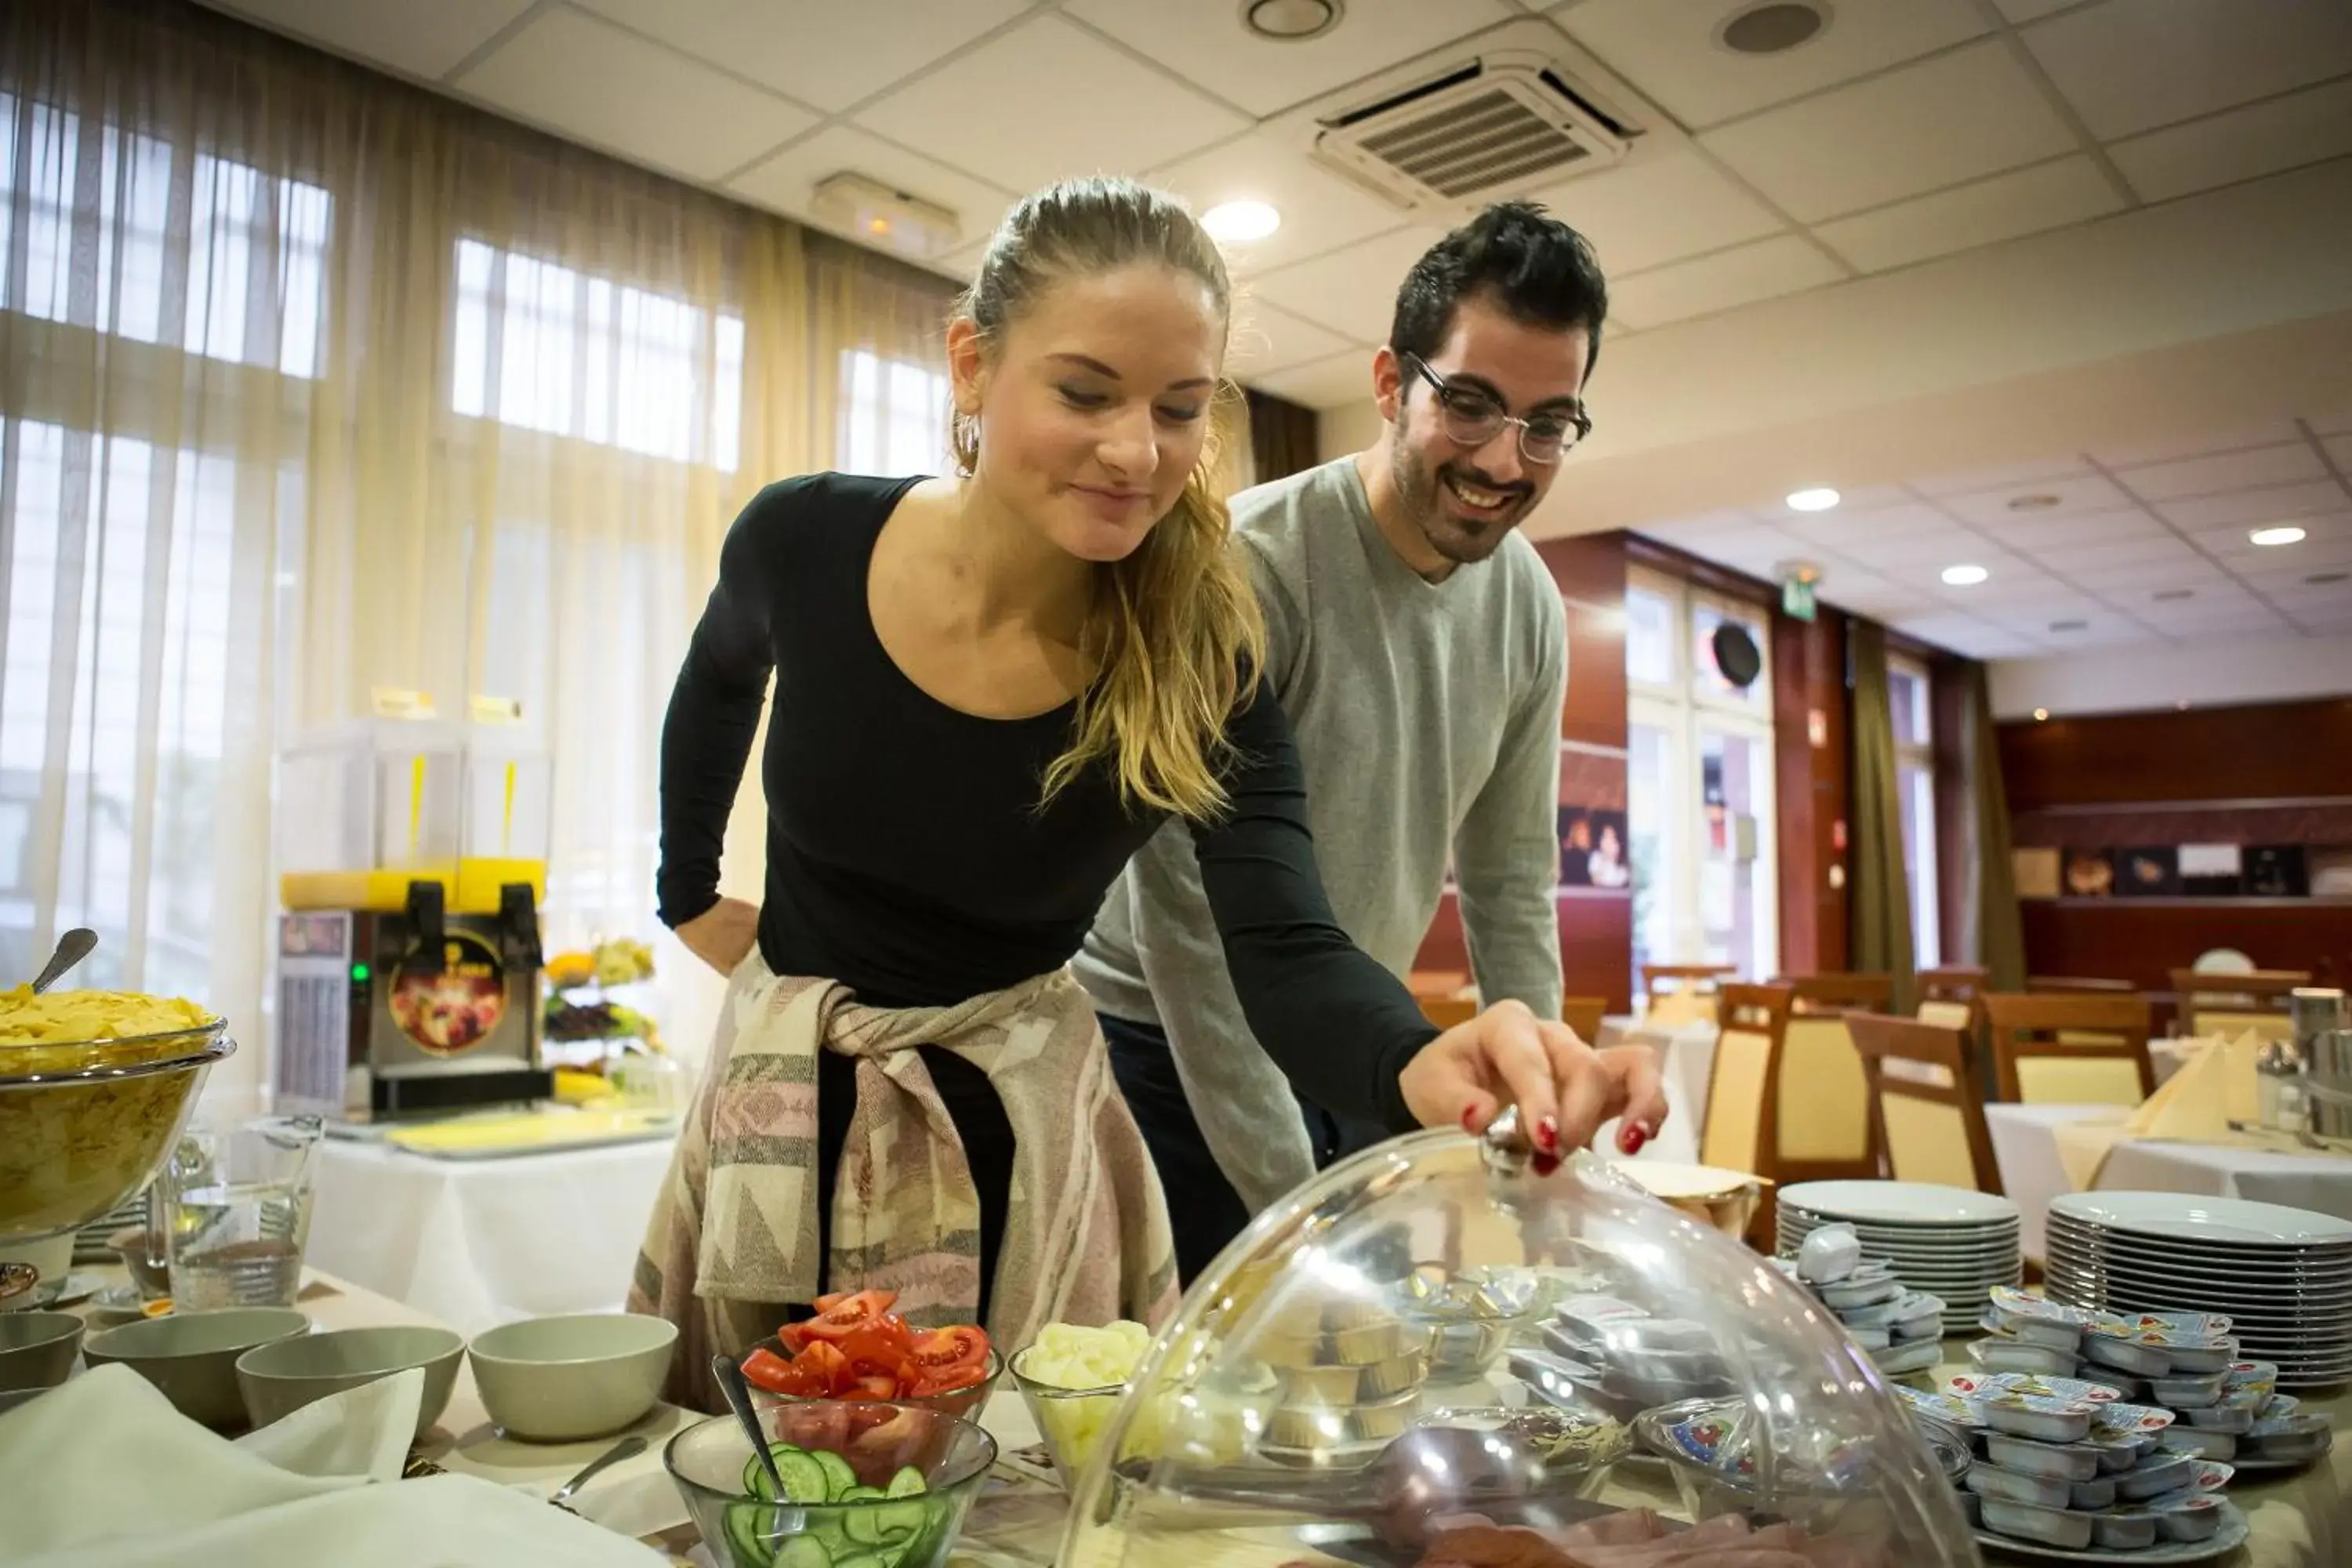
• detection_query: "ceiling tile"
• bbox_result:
[1936,473,2136,524]
[1523,153,1785,275]
[1607,234,1843,329]
[2158,481,2350,529]
[1753,485,1914,523]
[212,0,534,82]
[1981,510,2166,554]
[1660,524,1810,575]
[1149,130,1419,277]
[1229,303,1356,379]
[2317,408,2352,438]
[2088,420,2310,467]
[2020,0,2352,141]
[1909,455,2095,497]
[1065,0,1516,118]
[2107,75,2352,205]
[455,9,817,182]
[1638,508,1768,539]
[2116,442,2328,500]
[1249,350,1374,411]
[1784,500,1957,543]
[1886,612,2009,655]
[1250,226,1452,340]
[2195,511,2352,558]
[728,125,1015,252]
[1556,0,1989,129]
[1836,528,1994,572]
[573,0,1029,114]
[2324,434,2352,471]
[2092,556,2234,591]
[2030,535,2204,573]
[1697,42,2075,222]
[1814,154,2125,273]
[1992,0,2078,21]
[853,15,1247,192]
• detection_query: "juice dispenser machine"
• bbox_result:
[273,717,554,1122]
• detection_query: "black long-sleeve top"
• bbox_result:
[657,472,1439,1131]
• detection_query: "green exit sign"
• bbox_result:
[1782,575,1817,622]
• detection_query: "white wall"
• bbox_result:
[1317,399,1383,463]
[1988,630,2352,719]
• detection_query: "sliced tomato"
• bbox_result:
[812,1288,895,1317]
[850,1372,898,1400]
[739,1346,800,1396]
[742,1342,837,1398]
[907,1325,990,1393]
[836,1316,913,1367]
[801,1289,900,1343]
[775,1322,813,1356]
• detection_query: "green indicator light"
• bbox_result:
[351,962,371,983]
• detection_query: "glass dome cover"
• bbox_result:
[1059,1110,1976,1568]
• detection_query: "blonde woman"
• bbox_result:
[633,177,1662,1409]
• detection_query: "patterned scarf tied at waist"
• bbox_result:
[629,953,1179,1412]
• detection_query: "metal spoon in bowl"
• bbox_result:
[713,1352,786,1501]
[549,1432,648,1515]
[29,928,97,994]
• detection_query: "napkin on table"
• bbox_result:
[0,1363,666,1568]
[2053,1032,2273,1189]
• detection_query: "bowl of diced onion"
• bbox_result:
[1007,1322,1154,1488]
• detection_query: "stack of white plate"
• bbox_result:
[2043,1191,2352,1389]
[1777,1181,2022,1336]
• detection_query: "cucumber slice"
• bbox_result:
[725,1504,771,1568]
[869,1501,929,1546]
[838,1486,887,1504]
[884,1466,927,1498]
[834,1554,885,1568]
[811,1449,858,1501]
[840,1495,891,1547]
[772,1535,833,1568]
[779,1447,833,1506]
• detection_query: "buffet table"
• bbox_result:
[1987,1102,2352,1262]
[307,1134,677,1336]
[49,1260,2352,1566]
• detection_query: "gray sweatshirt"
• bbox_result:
[1073,455,1569,1209]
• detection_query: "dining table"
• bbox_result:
[39,1256,2352,1565]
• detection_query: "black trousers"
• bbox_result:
[1101,1011,1386,1286]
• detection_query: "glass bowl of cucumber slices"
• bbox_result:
[663,1398,996,1568]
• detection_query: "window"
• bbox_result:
[837,350,951,477]
[1626,568,1778,993]
[1889,655,1940,968]
[450,238,745,470]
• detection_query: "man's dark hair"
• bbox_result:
[1388,201,1608,376]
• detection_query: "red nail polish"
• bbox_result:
[1536,1116,1560,1153]
[1618,1122,1648,1156]
[1531,1150,1560,1178]
[1461,1105,1483,1132]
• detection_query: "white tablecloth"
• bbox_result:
[306,1135,677,1337]
[1987,1102,2352,1262]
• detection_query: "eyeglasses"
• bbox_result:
[1401,353,1591,465]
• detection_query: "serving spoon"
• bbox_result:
[29,927,97,994]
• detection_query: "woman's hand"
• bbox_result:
[676,898,760,978]
[1397,999,1668,1170]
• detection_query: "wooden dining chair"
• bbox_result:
[1562,996,1607,1044]
[1642,964,1733,1026]
[1983,993,2157,1106]
[2169,968,2310,1043]
[1916,965,1988,1033]
[1700,982,1794,1247]
[1419,993,1480,1031]
[1846,1011,2003,1193]
[1778,972,1897,1014]
[2027,975,2136,996]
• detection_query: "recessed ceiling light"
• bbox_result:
[1942,564,1989,586]
[2250,524,2307,546]
[1241,0,1342,42]
[2152,589,2194,601]
[1786,486,1841,512]
[2033,708,2050,722]
[2309,571,2350,586]
[1719,1,1827,56]
[2006,493,2063,512]
[2049,619,2088,632]
[2177,699,2192,710]
[1201,199,1281,244]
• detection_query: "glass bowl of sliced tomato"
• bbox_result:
[739,1290,1001,1422]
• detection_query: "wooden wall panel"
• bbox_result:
[2019,901,2352,991]
[1414,888,1636,1014]
[1773,608,1849,976]
[1998,698,2352,811]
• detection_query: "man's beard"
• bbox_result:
[1391,443,1534,568]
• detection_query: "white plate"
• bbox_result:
[1783,1181,2022,1225]
[2052,1192,2352,1247]
[1972,1501,2249,1566]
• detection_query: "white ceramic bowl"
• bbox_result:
[466,1312,676,1442]
[236,1324,463,1438]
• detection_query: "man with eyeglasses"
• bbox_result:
[1077,202,1661,1281]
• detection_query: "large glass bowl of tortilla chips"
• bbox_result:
[0,986,234,1245]
[1058,1111,1976,1568]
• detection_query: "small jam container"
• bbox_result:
[1985,1393,2097,1443]
[1871,1338,1942,1377]
[1980,1498,2095,1551]
[2116,1454,2192,1501]
[1969,1336,2079,1377]
[1842,1321,1893,1350]
[2089,1512,2158,1550]
[2246,1412,2332,1463]
[2081,1332,2172,1377]
[1819,1273,1905,1311]
[1796,1224,1862,1283]
[1967,1463,2074,1511]
[2158,1426,2237,1461]
[2146,1494,2225,1541]
[2070,1476,2118,1510]
[2184,1402,2254,1434]
[2151,1370,2226,1408]
[2158,1338,2238,1374]
[2086,1436,2143,1474]
[2223,1360,2278,1396]
[1984,1432,2101,1481]
[1999,1316,2085,1353]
